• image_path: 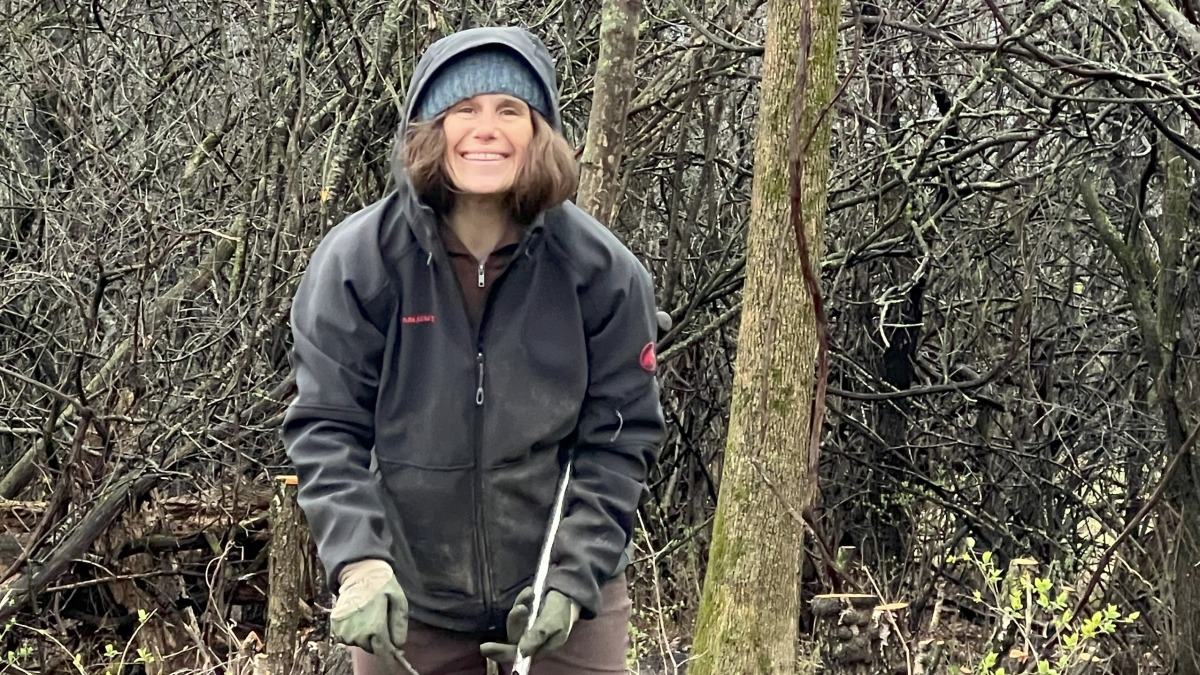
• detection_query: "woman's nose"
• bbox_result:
[471,112,501,138]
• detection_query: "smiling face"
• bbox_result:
[441,94,535,197]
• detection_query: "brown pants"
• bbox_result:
[351,574,632,675]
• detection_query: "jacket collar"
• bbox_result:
[393,177,553,266]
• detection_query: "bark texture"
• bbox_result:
[575,0,641,226]
[1157,149,1200,675]
[267,476,306,675]
[1081,143,1200,674]
[686,0,840,669]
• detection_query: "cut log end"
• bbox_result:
[811,593,879,617]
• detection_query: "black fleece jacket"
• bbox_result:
[282,26,666,633]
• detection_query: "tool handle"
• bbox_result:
[511,453,574,675]
[397,653,421,675]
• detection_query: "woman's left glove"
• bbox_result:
[480,587,580,663]
[330,559,410,663]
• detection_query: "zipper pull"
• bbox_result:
[477,260,486,288]
[476,352,485,405]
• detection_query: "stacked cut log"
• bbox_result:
[0,498,45,579]
[2,473,349,674]
[0,480,305,670]
[810,594,910,674]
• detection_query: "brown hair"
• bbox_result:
[402,111,579,224]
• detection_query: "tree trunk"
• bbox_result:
[1165,462,1200,675]
[687,0,840,669]
[575,0,641,227]
[1158,146,1200,675]
[1081,142,1200,675]
[267,475,307,675]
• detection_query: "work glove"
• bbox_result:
[330,559,409,664]
[479,586,580,663]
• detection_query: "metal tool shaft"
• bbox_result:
[511,452,574,675]
[396,652,421,675]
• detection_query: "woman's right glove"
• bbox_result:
[330,559,409,663]
[479,586,579,663]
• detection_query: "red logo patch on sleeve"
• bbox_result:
[639,342,657,372]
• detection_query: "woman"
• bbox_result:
[282,26,667,675]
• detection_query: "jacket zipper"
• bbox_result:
[430,237,498,626]
[476,352,485,405]
[470,256,494,626]
[470,247,523,628]
[472,345,492,625]
[432,231,536,628]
